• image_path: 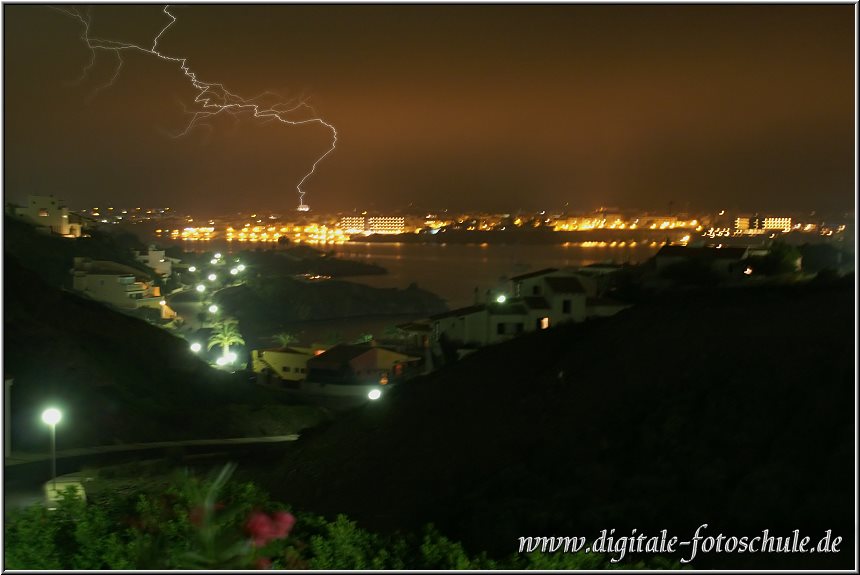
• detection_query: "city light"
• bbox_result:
[214,253,222,259]
[368,389,382,400]
[159,299,166,306]
[237,264,246,271]
[208,304,219,313]
[216,356,228,366]
[210,259,218,265]
[196,284,206,292]
[41,407,62,426]
[190,342,202,353]
[230,268,239,275]
[188,266,197,272]
[496,295,507,303]
[208,273,217,281]
[41,407,62,491]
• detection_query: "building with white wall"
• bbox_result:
[14,195,81,237]
[134,245,176,278]
[339,215,406,235]
[71,258,158,310]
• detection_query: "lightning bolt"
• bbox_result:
[53,4,337,211]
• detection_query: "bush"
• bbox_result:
[4,464,679,570]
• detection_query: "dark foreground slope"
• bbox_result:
[3,256,325,450]
[265,279,855,568]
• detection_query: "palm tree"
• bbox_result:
[271,332,298,348]
[208,318,245,357]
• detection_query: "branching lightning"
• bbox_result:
[54,4,337,211]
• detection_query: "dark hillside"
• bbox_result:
[216,276,447,329]
[3,255,325,450]
[4,216,155,288]
[266,279,855,568]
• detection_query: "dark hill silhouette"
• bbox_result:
[264,279,854,569]
[4,215,156,288]
[3,255,325,451]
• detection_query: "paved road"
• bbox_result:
[4,434,300,467]
[4,436,301,514]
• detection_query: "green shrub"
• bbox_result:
[4,464,679,570]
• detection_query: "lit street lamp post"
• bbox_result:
[41,408,61,491]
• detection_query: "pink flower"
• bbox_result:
[271,511,296,539]
[245,510,296,547]
[246,512,277,547]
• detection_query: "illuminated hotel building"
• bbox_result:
[340,217,367,233]
[339,215,406,235]
[367,216,405,234]
[762,217,792,230]
[735,215,792,234]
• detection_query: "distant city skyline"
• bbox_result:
[3,4,854,214]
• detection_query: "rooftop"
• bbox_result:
[510,268,559,281]
[430,305,486,320]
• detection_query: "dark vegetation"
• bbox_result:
[260,278,854,569]
[4,216,156,288]
[186,246,387,279]
[215,276,446,332]
[4,465,677,569]
[3,256,328,450]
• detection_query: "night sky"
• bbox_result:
[3,4,855,215]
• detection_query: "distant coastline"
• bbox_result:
[356,228,701,245]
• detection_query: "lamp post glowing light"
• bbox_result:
[208,304,219,313]
[230,268,239,275]
[368,389,382,400]
[207,273,217,282]
[195,284,206,293]
[41,408,61,490]
[190,342,202,353]
[237,264,246,272]
[496,294,507,303]
[188,266,197,272]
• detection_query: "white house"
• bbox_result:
[134,245,177,278]
[71,258,160,310]
[14,195,81,237]
[510,268,588,323]
[427,268,630,356]
[430,297,557,348]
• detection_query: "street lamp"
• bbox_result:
[190,342,202,353]
[196,284,206,293]
[368,389,382,400]
[496,294,507,303]
[188,266,197,272]
[207,273,217,282]
[41,408,61,490]
[208,304,219,313]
